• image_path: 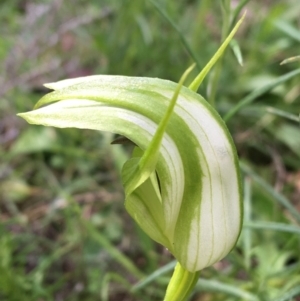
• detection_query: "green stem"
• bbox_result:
[163,262,200,301]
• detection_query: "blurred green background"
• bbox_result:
[1,0,300,300]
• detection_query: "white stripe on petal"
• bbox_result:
[154,89,241,271]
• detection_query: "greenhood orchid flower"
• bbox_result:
[18,14,244,301]
[18,72,242,272]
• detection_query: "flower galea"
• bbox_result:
[18,14,244,301]
[18,71,242,272]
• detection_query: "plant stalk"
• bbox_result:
[163,262,200,301]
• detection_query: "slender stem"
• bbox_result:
[164,262,200,301]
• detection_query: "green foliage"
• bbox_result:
[1,0,300,300]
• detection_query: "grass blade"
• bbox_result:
[224,69,300,122]
[85,221,145,280]
[272,286,300,301]
[131,261,176,292]
[189,12,245,92]
[275,20,300,43]
[265,106,300,123]
[101,273,132,301]
[147,0,202,71]
[280,55,300,65]
[195,279,259,301]
[231,0,250,28]
[243,177,252,270]
[230,39,243,66]
[240,162,300,224]
[244,221,300,235]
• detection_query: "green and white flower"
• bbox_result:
[18,16,244,277]
[18,72,242,272]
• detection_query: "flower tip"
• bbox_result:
[44,83,55,89]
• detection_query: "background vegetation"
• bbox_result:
[1,0,300,300]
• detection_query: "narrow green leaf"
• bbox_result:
[85,221,144,279]
[280,55,300,65]
[230,0,250,29]
[272,286,300,301]
[131,261,176,292]
[101,273,131,301]
[189,12,245,92]
[265,106,299,122]
[275,19,300,43]
[230,39,243,66]
[270,124,300,157]
[244,221,300,235]
[195,279,259,301]
[147,0,202,71]
[243,177,252,271]
[224,68,300,122]
[241,162,300,223]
